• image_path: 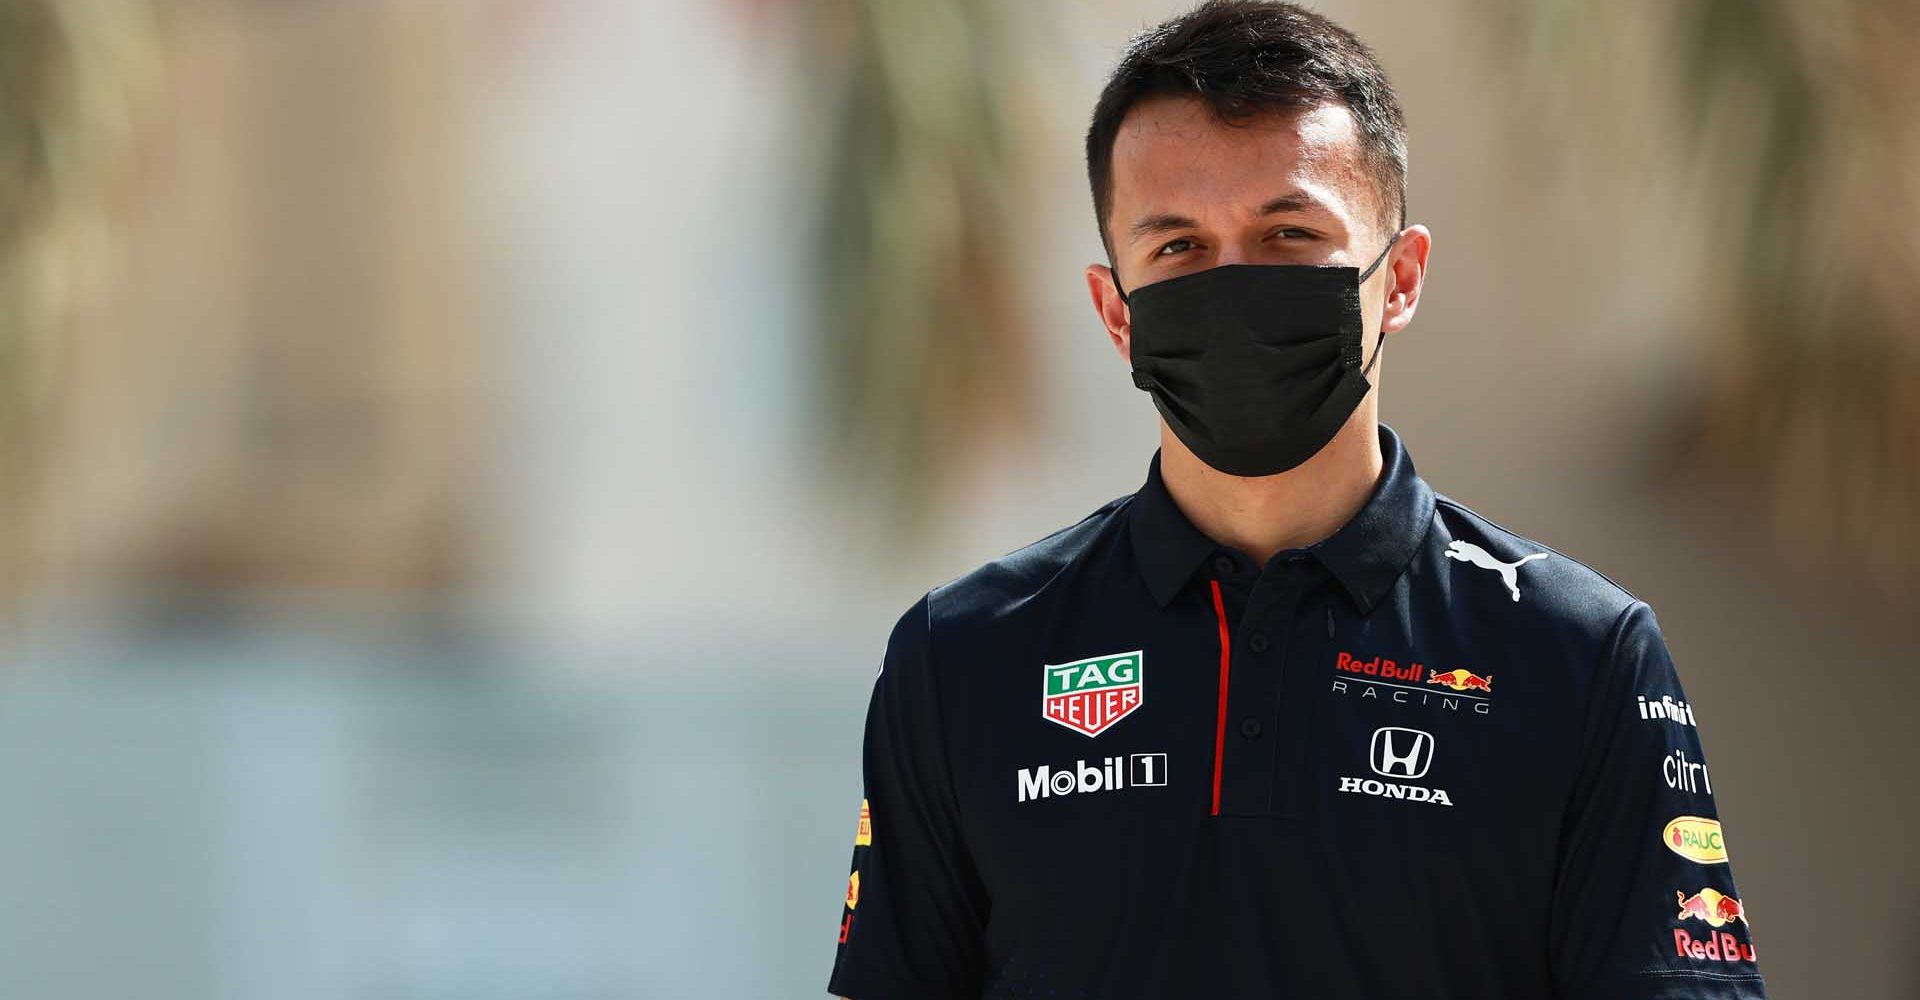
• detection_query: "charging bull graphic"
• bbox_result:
[1425,668,1493,693]
[1676,888,1746,928]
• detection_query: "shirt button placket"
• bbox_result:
[1220,557,1305,817]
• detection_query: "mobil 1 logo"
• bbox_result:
[1017,753,1168,802]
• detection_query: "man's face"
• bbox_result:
[1087,94,1424,370]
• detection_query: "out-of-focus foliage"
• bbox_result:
[0,2,163,605]
[795,0,1038,534]
[1490,0,1920,600]
[0,3,485,609]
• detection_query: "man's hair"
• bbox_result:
[1086,0,1408,258]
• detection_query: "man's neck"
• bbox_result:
[1158,416,1384,569]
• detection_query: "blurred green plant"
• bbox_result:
[793,0,1038,539]
[0,1,162,604]
[0,1,57,603]
[1491,0,1920,600]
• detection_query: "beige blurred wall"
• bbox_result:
[21,1,489,605]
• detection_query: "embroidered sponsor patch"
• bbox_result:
[1042,650,1144,737]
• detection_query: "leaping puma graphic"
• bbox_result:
[1444,540,1548,602]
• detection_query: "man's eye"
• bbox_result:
[1270,227,1314,240]
[1154,238,1195,258]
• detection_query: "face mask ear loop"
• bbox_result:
[1357,228,1401,283]
[1109,262,1130,305]
[1360,325,1389,380]
[1357,229,1403,379]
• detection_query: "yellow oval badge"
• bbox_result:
[1662,816,1728,863]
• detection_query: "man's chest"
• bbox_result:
[942,576,1582,920]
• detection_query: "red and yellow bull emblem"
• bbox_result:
[854,798,872,846]
[845,871,860,910]
[1425,668,1493,693]
[1042,650,1144,737]
[1675,887,1747,928]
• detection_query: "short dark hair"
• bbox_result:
[1086,0,1408,258]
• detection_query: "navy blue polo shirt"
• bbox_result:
[828,423,1766,1000]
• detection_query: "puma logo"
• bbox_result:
[1444,540,1548,602]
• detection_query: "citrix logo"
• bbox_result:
[1664,747,1712,794]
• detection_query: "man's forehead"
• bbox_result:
[1109,95,1375,232]
[1116,94,1352,146]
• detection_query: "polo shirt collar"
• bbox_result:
[1127,422,1436,615]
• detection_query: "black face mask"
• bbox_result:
[1117,230,1401,478]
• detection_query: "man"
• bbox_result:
[827,2,1766,997]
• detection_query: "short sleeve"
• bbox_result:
[827,592,989,1000]
[1549,601,1769,1000]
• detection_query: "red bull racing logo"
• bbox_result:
[1671,887,1755,967]
[1042,650,1144,737]
[1673,927,1757,965]
[1676,887,1747,928]
[1425,668,1493,692]
[1330,651,1493,715]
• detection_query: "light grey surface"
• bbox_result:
[0,621,868,1000]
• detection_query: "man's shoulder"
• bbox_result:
[870,492,1131,700]
[1428,491,1646,642]
[923,491,1134,631]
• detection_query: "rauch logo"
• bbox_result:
[1662,816,1729,864]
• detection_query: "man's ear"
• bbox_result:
[1378,224,1432,337]
[1085,263,1132,365]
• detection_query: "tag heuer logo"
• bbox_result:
[1042,650,1143,737]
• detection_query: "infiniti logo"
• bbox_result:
[1369,726,1434,779]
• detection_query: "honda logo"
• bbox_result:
[1369,726,1434,779]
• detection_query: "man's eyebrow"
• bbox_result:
[1257,190,1333,216]
[1125,191,1335,244]
[1126,212,1197,243]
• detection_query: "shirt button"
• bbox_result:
[1211,555,1236,577]
[1240,717,1263,739]
[1246,631,1270,653]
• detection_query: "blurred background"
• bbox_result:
[0,0,1914,997]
